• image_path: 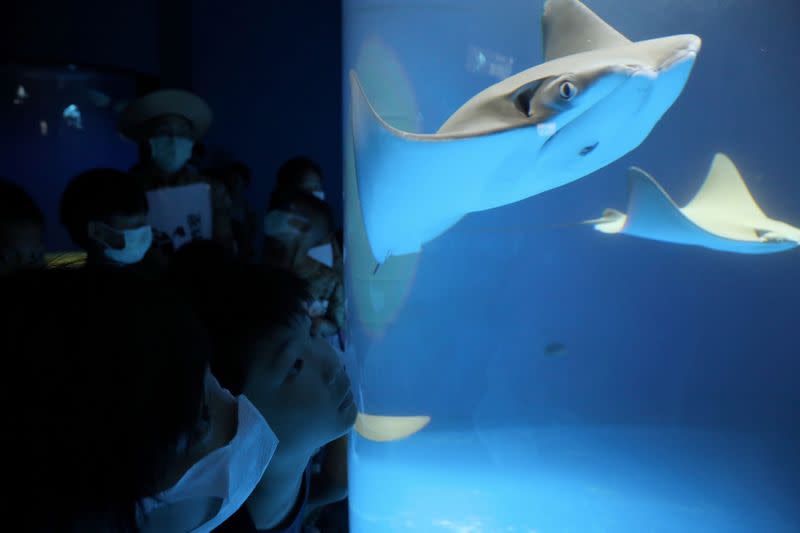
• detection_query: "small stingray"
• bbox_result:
[585,153,800,253]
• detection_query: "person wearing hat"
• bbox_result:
[118,89,212,190]
[119,89,241,261]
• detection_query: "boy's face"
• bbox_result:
[144,115,195,175]
[0,222,45,274]
[288,204,329,248]
[88,213,149,250]
[270,204,328,251]
[242,316,356,459]
[157,367,237,492]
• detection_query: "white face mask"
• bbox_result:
[311,190,325,201]
[138,375,278,533]
[307,243,334,267]
[149,136,194,174]
[100,225,153,265]
[306,298,329,318]
[264,210,307,240]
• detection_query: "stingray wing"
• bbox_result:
[683,153,768,222]
[542,0,631,62]
[355,413,431,442]
[350,71,514,261]
[621,166,795,253]
[622,167,719,246]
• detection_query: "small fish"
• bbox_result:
[544,342,567,355]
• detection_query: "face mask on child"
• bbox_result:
[138,374,279,533]
[307,243,334,267]
[264,210,308,241]
[149,136,194,174]
[98,225,153,265]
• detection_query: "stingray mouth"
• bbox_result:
[580,142,599,156]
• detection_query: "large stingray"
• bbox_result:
[585,153,800,253]
[351,0,702,264]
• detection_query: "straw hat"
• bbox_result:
[118,89,212,141]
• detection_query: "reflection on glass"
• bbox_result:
[466,45,515,80]
[0,63,150,251]
[14,84,29,104]
[62,104,82,129]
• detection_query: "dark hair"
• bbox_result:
[0,178,44,229]
[170,241,309,395]
[275,156,323,191]
[191,141,206,161]
[335,227,344,250]
[229,161,252,186]
[1,268,209,532]
[205,161,252,193]
[60,168,149,250]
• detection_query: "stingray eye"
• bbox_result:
[559,81,577,100]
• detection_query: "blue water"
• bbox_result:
[343,0,800,531]
[350,426,796,532]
